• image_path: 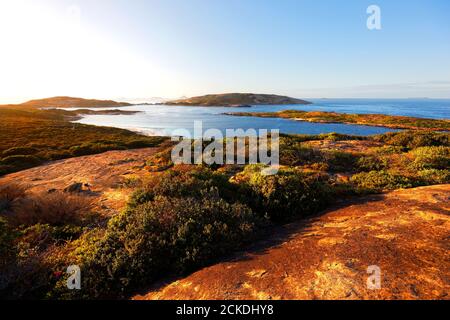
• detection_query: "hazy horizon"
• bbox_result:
[1,0,450,103]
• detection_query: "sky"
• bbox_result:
[0,0,449,103]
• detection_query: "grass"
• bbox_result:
[0,108,167,176]
[229,110,450,131]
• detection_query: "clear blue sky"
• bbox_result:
[1,0,449,102]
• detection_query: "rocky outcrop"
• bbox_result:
[135,185,450,300]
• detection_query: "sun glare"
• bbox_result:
[0,1,173,103]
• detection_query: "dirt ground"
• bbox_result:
[135,185,450,300]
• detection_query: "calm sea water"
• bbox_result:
[72,99,450,137]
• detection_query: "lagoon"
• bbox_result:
[72,99,450,137]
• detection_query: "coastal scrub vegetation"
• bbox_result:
[0,128,449,299]
[0,108,167,176]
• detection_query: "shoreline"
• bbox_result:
[226,110,450,132]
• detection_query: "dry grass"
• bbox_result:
[0,183,27,213]
[11,192,93,227]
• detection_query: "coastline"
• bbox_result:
[226,110,450,132]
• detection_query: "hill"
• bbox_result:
[165,93,311,107]
[16,96,132,109]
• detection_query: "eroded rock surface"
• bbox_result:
[135,185,450,300]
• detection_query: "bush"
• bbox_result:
[357,155,388,172]
[125,139,161,149]
[2,147,38,157]
[324,151,358,172]
[237,166,332,221]
[280,144,322,166]
[0,217,16,267]
[11,192,93,227]
[0,183,27,213]
[410,146,450,170]
[0,217,18,294]
[417,169,450,185]
[145,149,174,172]
[373,145,406,155]
[75,196,258,298]
[0,155,42,169]
[374,131,450,149]
[351,170,415,193]
[70,143,125,157]
[129,167,239,208]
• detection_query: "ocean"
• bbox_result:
[72,99,450,137]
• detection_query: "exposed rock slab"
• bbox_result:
[135,185,450,300]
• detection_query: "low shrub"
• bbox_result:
[350,170,415,193]
[19,224,85,248]
[121,176,142,188]
[417,169,450,185]
[0,218,16,266]
[410,146,450,170]
[374,131,450,149]
[145,149,174,172]
[280,144,322,166]
[0,155,42,169]
[2,147,39,157]
[0,217,18,293]
[324,151,358,172]
[372,145,406,155]
[0,183,27,213]
[129,167,239,208]
[357,155,388,172]
[125,139,163,149]
[69,143,125,157]
[11,192,93,227]
[237,166,333,221]
[74,196,258,298]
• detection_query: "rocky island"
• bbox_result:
[11,96,132,109]
[164,93,312,107]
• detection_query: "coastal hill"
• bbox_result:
[1,97,132,109]
[165,93,311,107]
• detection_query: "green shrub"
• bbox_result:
[129,167,239,208]
[125,139,163,149]
[374,131,450,149]
[417,169,450,185]
[0,155,42,169]
[0,217,18,294]
[280,144,322,166]
[0,165,14,176]
[410,146,450,170]
[0,218,16,266]
[145,149,174,172]
[351,170,415,193]
[238,166,332,221]
[2,147,38,157]
[69,143,125,157]
[323,151,358,172]
[75,196,258,298]
[372,145,406,155]
[357,155,388,172]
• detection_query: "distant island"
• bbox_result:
[1,97,133,109]
[164,93,312,107]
